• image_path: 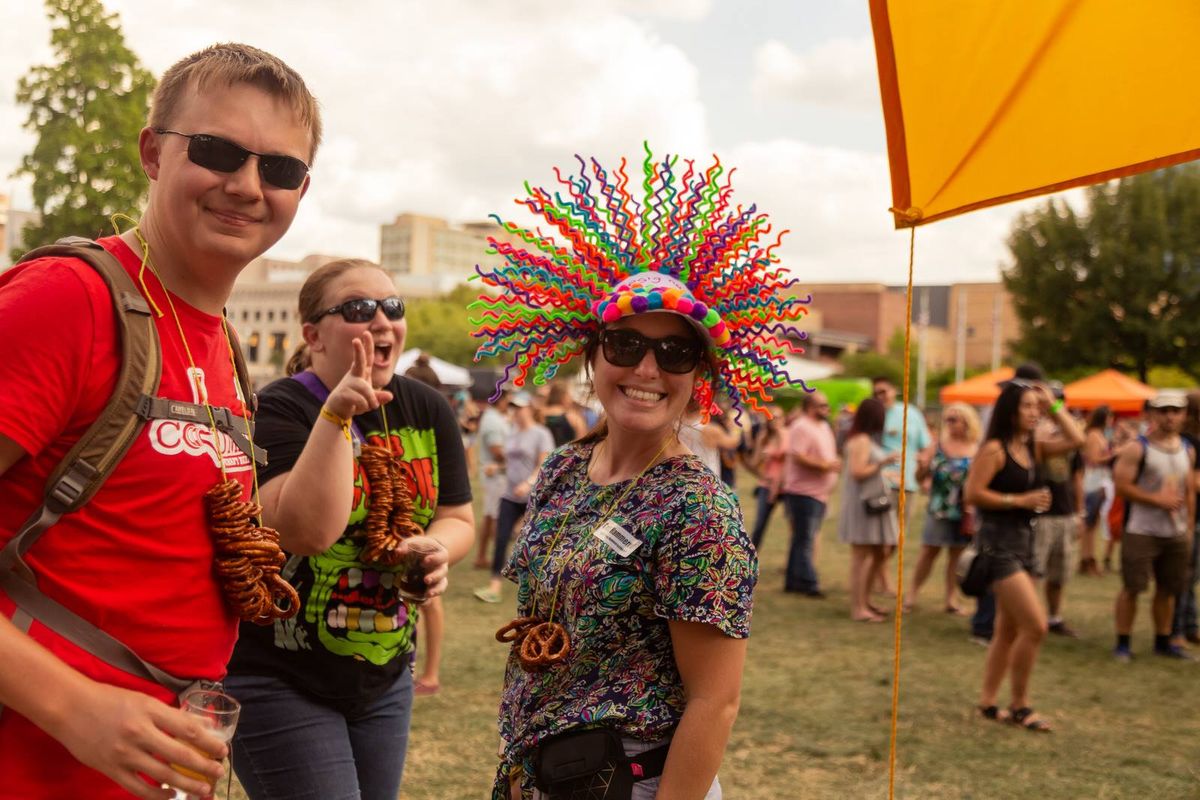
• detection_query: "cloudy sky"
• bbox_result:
[0,0,1067,284]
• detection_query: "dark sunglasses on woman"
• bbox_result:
[312,297,406,324]
[599,328,703,374]
[154,129,310,190]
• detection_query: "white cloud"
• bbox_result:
[727,138,1051,286]
[1,0,710,262]
[751,37,880,110]
[4,1,1062,287]
[611,0,713,20]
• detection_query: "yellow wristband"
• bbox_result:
[319,406,352,442]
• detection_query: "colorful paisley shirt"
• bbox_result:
[494,442,757,796]
[227,374,471,704]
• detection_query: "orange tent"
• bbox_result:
[1063,369,1156,414]
[939,367,1013,406]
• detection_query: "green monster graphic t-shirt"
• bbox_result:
[227,374,471,703]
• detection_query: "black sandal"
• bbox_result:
[1008,706,1053,732]
[977,705,1007,722]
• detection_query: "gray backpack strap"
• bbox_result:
[15,237,162,520]
[0,238,193,700]
[0,567,192,697]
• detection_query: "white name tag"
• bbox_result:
[593,520,642,557]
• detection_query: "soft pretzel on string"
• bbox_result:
[516,621,570,670]
[359,444,422,566]
[495,616,539,644]
[205,479,300,624]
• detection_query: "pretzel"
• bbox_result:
[516,621,570,670]
[359,444,423,567]
[204,480,299,624]
[495,616,539,643]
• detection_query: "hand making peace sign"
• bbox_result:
[323,331,394,421]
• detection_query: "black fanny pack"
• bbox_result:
[533,728,670,800]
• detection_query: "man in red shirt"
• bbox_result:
[781,391,841,596]
[0,44,320,799]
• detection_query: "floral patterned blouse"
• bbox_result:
[927,447,972,521]
[494,441,757,797]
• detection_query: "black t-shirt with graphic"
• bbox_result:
[227,373,471,703]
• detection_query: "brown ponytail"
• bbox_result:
[285,343,311,376]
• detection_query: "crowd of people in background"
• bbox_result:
[452,365,1200,688]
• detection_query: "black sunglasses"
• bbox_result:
[599,328,703,375]
[155,129,310,190]
[313,297,406,324]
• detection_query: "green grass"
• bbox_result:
[222,486,1200,799]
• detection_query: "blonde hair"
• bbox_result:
[149,43,322,162]
[284,259,389,375]
[941,402,982,444]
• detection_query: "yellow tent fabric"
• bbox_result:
[870,0,1200,228]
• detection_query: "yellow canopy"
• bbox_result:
[870,0,1200,228]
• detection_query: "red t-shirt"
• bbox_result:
[0,236,250,797]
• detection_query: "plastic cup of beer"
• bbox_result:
[170,687,240,799]
[397,537,442,604]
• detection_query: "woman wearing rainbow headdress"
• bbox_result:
[471,147,808,800]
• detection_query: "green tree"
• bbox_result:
[12,0,153,256]
[1004,164,1200,382]
[405,284,492,367]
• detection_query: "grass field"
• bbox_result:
[221,485,1200,799]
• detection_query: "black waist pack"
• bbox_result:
[533,728,669,800]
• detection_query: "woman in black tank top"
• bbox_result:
[963,380,1084,731]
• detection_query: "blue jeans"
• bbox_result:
[972,591,995,639]
[749,486,780,549]
[783,494,825,593]
[226,669,414,800]
[492,497,528,577]
[1172,525,1200,637]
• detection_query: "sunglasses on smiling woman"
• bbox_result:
[311,297,406,324]
[599,329,704,374]
[154,129,310,190]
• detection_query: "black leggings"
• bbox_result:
[491,497,528,576]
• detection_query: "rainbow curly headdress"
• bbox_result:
[469,144,811,419]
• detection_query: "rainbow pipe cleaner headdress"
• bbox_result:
[469,144,811,420]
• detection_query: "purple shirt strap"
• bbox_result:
[290,370,367,441]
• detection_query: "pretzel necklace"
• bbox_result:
[495,436,673,671]
[357,402,423,567]
[205,479,299,623]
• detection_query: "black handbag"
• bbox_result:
[533,728,669,800]
[957,545,991,597]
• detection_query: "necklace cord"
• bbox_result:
[119,221,231,482]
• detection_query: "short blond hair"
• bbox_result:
[941,402,982,444]
[149,43,322,162]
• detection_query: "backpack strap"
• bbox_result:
[0,238,195,703]
[5,237,161,550]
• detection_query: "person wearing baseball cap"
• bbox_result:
[1112,391,1195,661]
